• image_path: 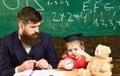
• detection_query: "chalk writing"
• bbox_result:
[67,12,73,22]
[3,0,44,11]
[104,3,114,11]
[47,0,69,6]
[93,18,119,30]
[0,0,120,37]
[3,0,19,10]
[33,0,44,11]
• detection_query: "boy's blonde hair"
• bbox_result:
[65,40,85,50]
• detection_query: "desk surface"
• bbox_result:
[55,69,79,76]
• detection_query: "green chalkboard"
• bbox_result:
[0,0,120,37]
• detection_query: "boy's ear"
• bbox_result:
[82,47,85,51]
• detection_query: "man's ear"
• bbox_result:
[18,22,24,29]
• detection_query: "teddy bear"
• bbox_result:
[78,44,113,76]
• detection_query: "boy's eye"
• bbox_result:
[74,48,77,51]
[68,50,72,52]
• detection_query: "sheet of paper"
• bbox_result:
[13,70,32,76]
[14,69,65,76]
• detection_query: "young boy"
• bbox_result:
[57,34,91,70]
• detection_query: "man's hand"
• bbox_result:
[17,60,37,72]
[35,59,51,69]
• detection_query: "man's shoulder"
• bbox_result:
[2,31,18,40]
[40,32,51,38]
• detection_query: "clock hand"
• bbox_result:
[66,60,73,65]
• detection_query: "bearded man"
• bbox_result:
[0,6,58,76]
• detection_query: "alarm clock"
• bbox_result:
[64,58,74,70]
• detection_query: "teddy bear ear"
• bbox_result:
[98,44,102,46]
[95,44,102,51]
[106,46,111,54]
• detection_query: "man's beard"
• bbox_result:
[20,31,40,47]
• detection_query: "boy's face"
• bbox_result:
[67,43,83,59]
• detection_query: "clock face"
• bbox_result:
[64,58,74,70]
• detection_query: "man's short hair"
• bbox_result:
[17,6,42,24]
